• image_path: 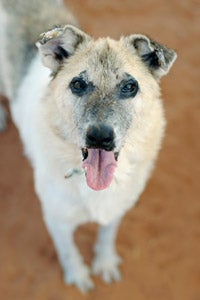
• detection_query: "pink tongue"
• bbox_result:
[82,149,116,191]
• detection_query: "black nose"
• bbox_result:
[86,124,115,151]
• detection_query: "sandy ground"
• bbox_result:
[0,0,200,299]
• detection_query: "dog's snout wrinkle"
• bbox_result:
[86,124,115,151]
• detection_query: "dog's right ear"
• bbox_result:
[36,25,91,72]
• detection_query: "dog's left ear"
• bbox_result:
[36,25,91,72]
[121,34,177,79]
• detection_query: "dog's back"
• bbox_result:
[0,0,77,99]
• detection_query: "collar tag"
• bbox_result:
[64,168,85,179]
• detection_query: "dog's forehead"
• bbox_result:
[88,39,122,69]
[80,38,135,86]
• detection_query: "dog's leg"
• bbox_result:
[92,218,122,283]
[0,102,7,131]
[44,216,94,293]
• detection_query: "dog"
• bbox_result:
[0,0,177,293]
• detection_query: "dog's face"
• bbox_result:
[37,26,176,190]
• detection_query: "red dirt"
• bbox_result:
[0,0,200,299]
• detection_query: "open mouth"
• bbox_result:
[81,148,119,161]
[81,148,119,191]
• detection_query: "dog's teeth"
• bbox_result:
[82,166,87,176]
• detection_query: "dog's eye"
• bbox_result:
[120,79,139,98]
[70,78,88,96]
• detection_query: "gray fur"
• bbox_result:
[0,0,77,99]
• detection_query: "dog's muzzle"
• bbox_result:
[80,124,119,191]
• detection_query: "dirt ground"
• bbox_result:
[0,0,200,299]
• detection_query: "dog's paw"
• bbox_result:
[64,264,94,293]
[92,252,122,284]
[0,104,7,131]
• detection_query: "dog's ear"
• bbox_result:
[36,25,91,72]
[121,34,177,79]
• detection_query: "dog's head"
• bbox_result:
[37,25,176,191]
